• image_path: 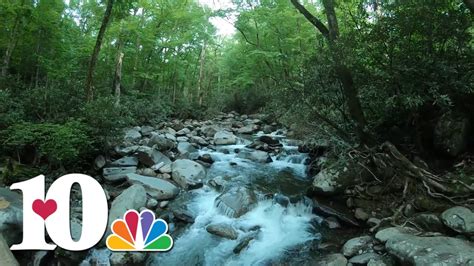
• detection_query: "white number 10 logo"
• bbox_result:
[10,174,108,251]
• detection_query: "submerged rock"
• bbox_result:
[171,159,206,190]
[233,234,257,254]
[441,206,474,235]
[215,187,257,218]
[206,223,239,240]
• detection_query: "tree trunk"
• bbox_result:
[1,1,24,78]
[85,0,114,102]
[113,49,124,106]
[290,0,370,143]
[197,41,207,107]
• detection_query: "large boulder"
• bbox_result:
[201,125,221,138]
[441,206,474,235]
[103,167,137,182]
[0,234,19,266]
[135,147,171,168]
[171,159,206,190]
[312,158,369,195]
[206,223,239,240]
[214,187,257,218]
[342,235,374,257]
[237,150,272,163]
[177,142,197,156]
[433,113,470,156]
[126,173,179,200]
[382,228,474,265]
[214,131,237,145]
[149,133,176,151]
[0,188,22,246]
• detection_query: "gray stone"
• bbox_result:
[146,198,158,209]
[312,159,369,195]
[171,159,206,190]
[413,213,445,233]
[206,223,239,240]
[126,173,179,200]
[237,150,272,163]
[110,156,138,167]
[0,234,19,266]
[385,232,474,265]
[375,227,419,243]
[176,128,191,136]
[177,142,197,155]
[215,187,257,218]
[94,155,106,169]
[312,199,360,227]
[201,125,221,138]
[177,136,189,142]
[441,206,474,235]
[315,253,347,266]
[322,217,341,229]
[138,168,157,177]
[214,131,237,145]
[124,128,142,142]
[135,147,172,167]
[349,252,382,265]
[237,124,257,134]
[190,136,208,146]
[342,235,374,257]
[140,125,154,136]
[103,167,137,182]
[0,188,22,246]
[233,234,256,254]
[149,133,176,150]
[355,208,369,221]
[110,252,146,265]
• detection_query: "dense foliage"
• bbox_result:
[0,0,472,168]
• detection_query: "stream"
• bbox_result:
[85,130,321,265]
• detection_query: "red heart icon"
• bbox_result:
[32,199,57,220]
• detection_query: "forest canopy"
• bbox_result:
[0,0,473,167]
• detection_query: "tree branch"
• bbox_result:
[290,0,330,39]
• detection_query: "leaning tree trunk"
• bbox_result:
[85,0,114,102]
[290,0,370,143]
[113,49,123,106]
[197,41,207,107]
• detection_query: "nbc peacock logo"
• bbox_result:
[106,209,173,251]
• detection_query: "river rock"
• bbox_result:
[126,173,179,200]
[375,227,419,242]
[312,158,369,195]
[190,136,208,146]
[237,124,257,134]
[354,208,369,221]
[413,213,445,233]
[94,155,106,169]
[349,252,382,265]
[110,156,138,167]
[124,128,142,142]
[215,187,257,218]
[322,217,341,229]
[383,229,474,264]
[177,142,197,155]
[441,206,474,235]
[312,199,360,227]
[140,125,154,137]
[259,135,280,145]
[433,112,470,156]
[0,188,22,246]
[214,131,237,145]
[110,252,146,265]
[237,150,272,163]
[198,154,214,164]
[176,128,191,136]
[342,235,374,257]
[0,233,19,266]
[206,223,239,240]
[103,167,137,182]
[315,253,347,266]
[171,159,206,190]
[202,125,221,137]
[149,133,176,150]
[233,234,256,254]
[135,147,171,167]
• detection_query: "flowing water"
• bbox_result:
[85,130,320,265]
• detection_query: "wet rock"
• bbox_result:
[208,176,228,192]
[434,112,470,156]
[413,213,445,233]
[135,147,171,167]
[233,234,256,254]
[237,150,272,163]
[342,235,374,257]
[198,154,214,164]
[206,223,239,240]
[149,133,176,150]
[441,206,474,235]
[126,173,179,200]
[110,252,146,265]
[315,253,347,266]
[349,252,382,265]
[94,155,106,170]
[172,207,195,223]
[322,217,341,229]
[312,199,360,227]
[177,142,197,156]
[124,128,142,142]
[214,131,237,145]
[103,166,137,182]
[215,187,257,218]
[0,234,19,265]
[110,156,138,167]
[258,135,280,146]
[171,159,206,190]
[354,208,369,221]
[273,193,290,207]
[384,229,474,265]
